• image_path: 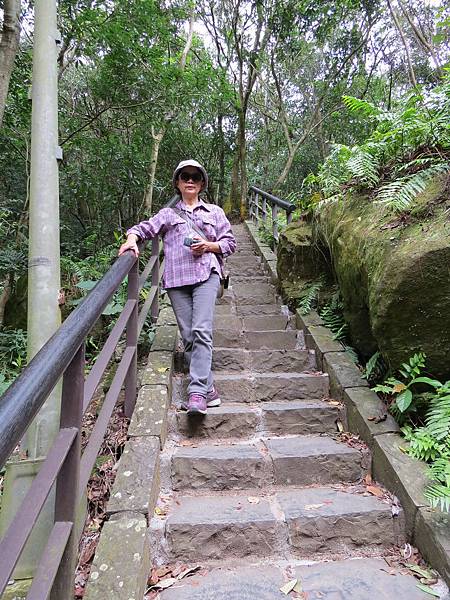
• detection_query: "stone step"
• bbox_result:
[236,304,283,316]
[171,434,365,490]
[233,283,277,305]
[176,400,342,440]
[228,263,266,277]
[158,559,431,599]
[212,348,314,373]
[242,314,289,330]
[207,372,329,403]
[265,435,367,485]
[244,330,298,350]
[177,405,259,439]
[278,487,404,555]
[232,275,270,284]
[165,494,279,560]
[262,401,342,435]
[171,442,268,491]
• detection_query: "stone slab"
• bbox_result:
[214,304,236,316]
[277,487,404,555]
[151,325,178,352]
[415,508,450,586]
[323,351,368,400]
[262,401,342,435]
[254,373,329,402]
[140,350,173,389]
[304,325,343,370]
[166,494,278,560]
[157,306,177,326]
[176,405,259,439]
[343,387,400,449]
[212,347,249,372]
[244,330,298,350]
[236,304,282,317]
[371,433,429,536]
[295,308,324,330]
[233,283,277,305]
[213,328,244,348]
[107,436,160,515]
[84,511,149,600]
[171,443,268,490]
[243,314,289,331]
[212,373,256,403]
[128,384,169,445]
[144,566,288,599]
[213,315,243,330]
[266,435,366,485]
[250,349,314,373]
[293,558,439,599]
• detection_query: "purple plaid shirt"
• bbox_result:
[127,200,236,289]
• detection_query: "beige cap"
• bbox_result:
[173,159,208,191]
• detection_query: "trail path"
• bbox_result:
[149,224,435,599]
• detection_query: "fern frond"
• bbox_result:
[347,150,380,187]
[376,162,449,212]
[297,278,325,315]
[342,95,381,117]
[424,482,450,512]
[426,393,450,441]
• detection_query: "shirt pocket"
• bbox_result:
[199,215,217,241]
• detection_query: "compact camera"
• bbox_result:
[184,236,195,247]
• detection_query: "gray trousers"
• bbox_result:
[167,272,220,396]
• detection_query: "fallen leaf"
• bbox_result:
[293,580,302,593]
[366,485,384,497]
[157,367,169,373]
[406,564,435,580]
[364,474,373,485]
[153,565,172,579]
[367,416,376,421]
[154,506,167,516]
[304,503,325,511]
[327,400,340,406]
[146,577,178,592]
[393,383,407,393]
[416,583,440,597]
[247,496,260,504]
[280,579,298,595]
[177,565,201,580]
[336,420,344,433]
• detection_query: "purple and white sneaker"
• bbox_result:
[206,386,221,408]
[187,393,207,415]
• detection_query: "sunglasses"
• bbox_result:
[179,171,203,183]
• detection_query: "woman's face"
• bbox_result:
[176,168,204,195]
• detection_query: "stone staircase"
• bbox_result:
[149,223,434,599]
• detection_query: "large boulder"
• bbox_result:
[277,221,331,303]
[312,177,450,379]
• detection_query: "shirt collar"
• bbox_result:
[176,198,211,212]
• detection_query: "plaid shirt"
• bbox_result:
[127,200,236,289]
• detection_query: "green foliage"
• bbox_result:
[0,328,27,391]
[373,352,426,414]
[375,354,450,512]
[296,278,325,315]
[317,291,358,363]
[307,76,450,213]
[362,351,386,384]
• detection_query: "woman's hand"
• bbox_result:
[191,237,220,256]
[118,234,139,257]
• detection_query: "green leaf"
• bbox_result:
[416,583,440,597]
[412,377,442,389]
[76,280,97,290]
[396,389,413,412]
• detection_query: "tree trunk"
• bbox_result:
[0,275,12,326]
[143,127,164,216]
[230,141,240,215]
[217,112,225,206]
[238,108,248,217]
[386,0,417,87]
[0,0,21,128]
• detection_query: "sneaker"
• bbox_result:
[206,386,221,407]
[187,393,207,415]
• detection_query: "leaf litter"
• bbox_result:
[145,564,203,595]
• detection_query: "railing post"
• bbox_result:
[151,235,160,323]
[125,258,138,418]
[287,210,293,224]
[262,197,267,225]
[255,192,259,225]
[272,203,279,248]
[50,344,84,600]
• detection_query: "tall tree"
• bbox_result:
[0,0,21,128]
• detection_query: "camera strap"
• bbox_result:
[171,207,207,239]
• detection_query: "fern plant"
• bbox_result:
[296,278,325,315]
[306,75,450,213]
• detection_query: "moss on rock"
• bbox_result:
[314,179,450,378]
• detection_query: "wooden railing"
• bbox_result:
[248,185,296,247]
[0,231,165,599]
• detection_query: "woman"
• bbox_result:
[119,159,236,415]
